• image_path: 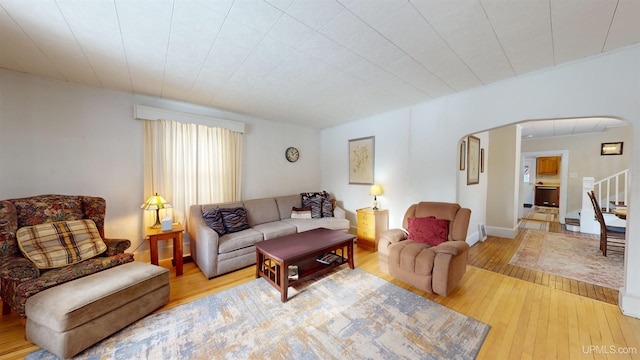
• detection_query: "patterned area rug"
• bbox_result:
[510,230,624,289]
[519,219,550,231]
[27,268,490,360]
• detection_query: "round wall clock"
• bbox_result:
[285,147,299,162]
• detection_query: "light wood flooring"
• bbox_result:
[469,225,620,305]
[2,238,640,359]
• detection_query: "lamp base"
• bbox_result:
[372,197,378,211]
[150,209,162,228]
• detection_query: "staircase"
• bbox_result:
[578,169,629,234]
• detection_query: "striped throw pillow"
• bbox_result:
[16,219,107,269]
[219,207,250,234]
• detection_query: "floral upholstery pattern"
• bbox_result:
[0,195,132,317]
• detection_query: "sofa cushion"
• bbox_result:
[407,217,449,246]
[302,197,322,218]
[291,206,312,219]
[202,209,226,236]
[218,228,263,253]
[219,207,250,234]
[16,220,107,269]
[253,221,297,240]
[282,217,350,233]
[275,195,302,219]
[243,198,280,226]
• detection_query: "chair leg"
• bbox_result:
[2,301,10,315]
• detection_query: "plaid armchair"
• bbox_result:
[0,194,134,317]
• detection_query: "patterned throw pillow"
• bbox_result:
[16,219,107,269]
[219,207,250,234]
[203,209,226,236]
[321,197,334,218]
[301,191,333,218]
[407,216,449,246]
[291,206,312,219]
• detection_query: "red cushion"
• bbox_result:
[407,216,449,246]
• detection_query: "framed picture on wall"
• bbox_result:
[459,140,466,170]
[601,142,623,155]
[348,136,375,184]
[467,135,480,185]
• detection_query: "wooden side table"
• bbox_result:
[147,223,184,276]
[356,207,389,251]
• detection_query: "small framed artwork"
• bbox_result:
[348,136,375,185]
[459,141,466,170]
[601,142,623,155]
[480,148,485,173]
[467,135,480,185]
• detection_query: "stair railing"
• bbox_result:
[581,169,629,235]
[593,169,629,212]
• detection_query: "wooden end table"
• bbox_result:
[147,223,184,276]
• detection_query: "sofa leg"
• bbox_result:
[2,301,10,315]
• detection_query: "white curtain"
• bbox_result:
[143,119,243,231]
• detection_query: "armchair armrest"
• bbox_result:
[378,229,408,253]
[431,240,469,256]
[102,238,131,256]
[1,257,39,281]
[380,229,407,244]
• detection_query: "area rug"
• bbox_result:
[509,230,624,289]
[27,268,490,360]
[519,219,550,231]
[524,206,559,222]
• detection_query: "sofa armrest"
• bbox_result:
[102,238,131,256]
[333,206,346,219]
[189,205,221,279]
[431,240,469,256]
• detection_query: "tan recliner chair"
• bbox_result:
[378,202,471,296]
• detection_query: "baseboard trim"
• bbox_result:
[486,225,517,239]
[619,288,640,319]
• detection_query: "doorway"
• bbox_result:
[519,150,568,224]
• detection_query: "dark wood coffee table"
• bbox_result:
[255,228,355,302]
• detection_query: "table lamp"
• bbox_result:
[369,185,383,210]
[141,193,172,228]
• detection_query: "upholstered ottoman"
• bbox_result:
[25,262,170,358]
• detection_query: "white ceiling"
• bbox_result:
[519,117,628,139]
[1,0,639,129]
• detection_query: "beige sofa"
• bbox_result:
[378,202,471,296]
[189,194,349,278]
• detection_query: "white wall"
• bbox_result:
[521,125,632,213]
[457,131,489,245]
[0,69,321,261]
[486,125,521,237]
[320,44,640,317]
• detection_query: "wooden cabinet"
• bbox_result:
[356,207,388,251]
[536,156,559,175]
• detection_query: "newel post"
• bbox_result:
[580,177,598,234]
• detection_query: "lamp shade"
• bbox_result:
[369,185,383,196]
[141,193,172,229]
[141,193,172,210]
